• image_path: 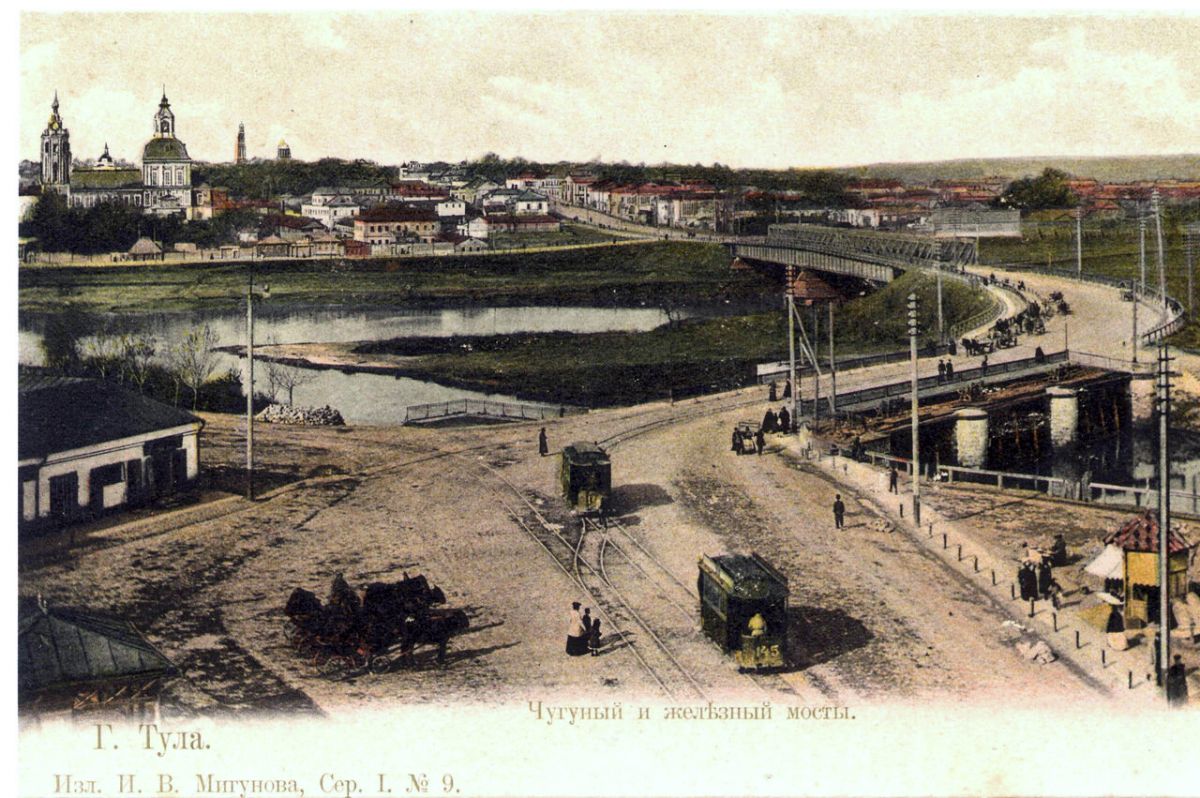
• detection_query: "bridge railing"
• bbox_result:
[403,399,586,424]
[993,263,1186,345]
[794,350,1071,416]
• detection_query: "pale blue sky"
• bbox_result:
[19,13,1200,169]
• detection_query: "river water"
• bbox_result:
[18,306,676,425]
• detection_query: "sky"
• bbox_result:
[17,12,1200,170]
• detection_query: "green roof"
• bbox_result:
[142,137,191,162]
[71,168,142,190]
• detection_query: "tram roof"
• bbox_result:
[702,554,789,600]
[564,442,609,463]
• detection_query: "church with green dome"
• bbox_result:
[40,90,197,219]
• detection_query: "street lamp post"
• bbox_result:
[936,263,944,344]
[908,292,921,525]
[1139,211,1147,294]
[786,266,797,429]
[1075,206,1083,279]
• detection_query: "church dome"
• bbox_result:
[142,136,191,162]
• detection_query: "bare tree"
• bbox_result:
[167,324,220,410]
[273,363,317,406]
[121,332,157,394]
[79,324,125,379]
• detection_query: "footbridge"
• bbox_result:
[728,224,978,284]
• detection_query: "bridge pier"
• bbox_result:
[1047,387,1079,448]
[1128,373,1156,427]
[954,408,989,469]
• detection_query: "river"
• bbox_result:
[19,305,679,425]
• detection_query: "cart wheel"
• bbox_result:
[368,656,392,674]
[320,655,352,676]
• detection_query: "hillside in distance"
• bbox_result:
[841,154,1200,184]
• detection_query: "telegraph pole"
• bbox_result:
[1153,189,1166,308]
[1139,211,1147,294]
[936,263,944,344]
[828,301,836,415]
[908,293,921,525]
[1132,293,1139,364]
[1156,342,1173,700]
[1075,206,1083,279]
[245,272,270,500]
[1186,224,1196,320]
[787,265,797,429]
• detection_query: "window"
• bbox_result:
[91,462,124,487]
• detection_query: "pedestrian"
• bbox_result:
[778,406,791,433]
[768,381,777,402]
[1105,605,1128,650]
[1050,533,1067,567]
[538,427,549,457]
[755,428,765,456]
[1037,559,1053,600]
[731,427,741,453]
[852,435,863,461]
[1151,631,1163,686]
[1018,561,1037,602]
[589,618,603,657]
[888,463,898,494]
[981,354,989,376]
[783,379,792,399]
[1035,345,1046,364]
[566,602,588,656]
[937,359,946,384]
[833,494,845,529]
[762,408,777,434]
[946,360,954,380]
[1167,654,1189,707]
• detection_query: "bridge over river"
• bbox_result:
[727,223,978,285]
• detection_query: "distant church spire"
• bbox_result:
[236,121,247,164]
[41,92,71,189]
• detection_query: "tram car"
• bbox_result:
[698,553,789,670]
[561,442,611,514]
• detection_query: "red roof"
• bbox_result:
[356,205,438,223]
[1105,511,1190,554]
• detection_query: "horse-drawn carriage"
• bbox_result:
[285,573,468,675]
[961,336,994,357]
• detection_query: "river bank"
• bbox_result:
[18,241,774,314]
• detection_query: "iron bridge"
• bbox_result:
[728,224,978,284]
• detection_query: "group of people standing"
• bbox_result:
[761,406,792,435]
[1017,546,1063,609]
[566,601,602,657]
[767,380,792,403]
[936,359,956,383]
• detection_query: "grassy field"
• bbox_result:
[18,242,768,314]
[487,223,628,249]
[978,216,1200,348]
[354,271,993,407]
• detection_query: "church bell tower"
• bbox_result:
[236,122,247,164]
[40,92,72,193]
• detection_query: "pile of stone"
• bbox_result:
[257,403,345,426]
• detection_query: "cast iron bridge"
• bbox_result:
[728,224,978,284]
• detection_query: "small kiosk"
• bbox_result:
[1103,511,1191,627]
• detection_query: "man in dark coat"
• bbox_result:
[832,495,845,529]
[768,381,777,402]
[732,428,741,452]
[945,360,954,380]
[1018,562,1037,601]
[778,406,791,434]
[755,428,765,455]
[1037,560,1053,599]
[889,464,899,493]
[783,379,792,399]
[538,427,549,456]
[1167,654,1189,707]
[762,409,777,434]
[937,360,946,383]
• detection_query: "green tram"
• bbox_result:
[698,553,789,670]
[560,442,611,515]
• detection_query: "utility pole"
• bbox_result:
[1132,292,1139,364]
[1156,341,1173,701]
[245,272,270,500]
[936,263,944,344]
[908,293,921,525]
[1153,189,1166,308]
[1186,224,1196,320]
[1075,206,1083,279]
[1139,211,1147,294]
[828,301,837,415]
[786,265,797,430]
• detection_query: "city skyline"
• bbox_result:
[20,13,1200,170]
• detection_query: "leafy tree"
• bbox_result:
[1002,168,1077,210]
